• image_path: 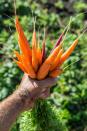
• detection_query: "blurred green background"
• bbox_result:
[0,0,87,130]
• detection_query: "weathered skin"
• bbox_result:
[0,74,57,131]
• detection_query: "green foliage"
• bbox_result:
[0,0,87,131]
[19,100,67,131]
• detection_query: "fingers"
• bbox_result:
[39,77,57,89]
[39,88,50,99]
[20,75,57,100]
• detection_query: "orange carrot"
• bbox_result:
[59,38,78,66]
[37,44,62,80]
[14,59,26,73]
[50,49,63,71]
[14,50,22,61]
[37,40,42,65]
[32,31,39,72]
[42,27,46,63]
[21,55,36,78]
[14,53,36,78]
[37,64,51,79]
[15,16,32,61]
[46,44,62,63]
[42,40,46,63]
[49,68,63,78]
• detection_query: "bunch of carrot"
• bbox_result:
[14,16,78,80]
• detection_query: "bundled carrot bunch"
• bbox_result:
[14,16,78,80]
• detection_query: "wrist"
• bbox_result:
[14,88,34,111]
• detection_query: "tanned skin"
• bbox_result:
[0,74,57,131]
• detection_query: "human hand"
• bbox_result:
[17,74,57,110]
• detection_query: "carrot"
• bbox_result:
[32,31,37,48]
[59,38,78,66]
[37,64,51,80]
[50,49,63,71]
[14,51,36,78]
[37,39,42,65]
[32,31,39,72]
[52,32,64,51]
[14,50,22,61]
[42,40,46,63]
[14,59,26,73]
[42,27,46,63]
[21,55,36,78]
[15,16,32,61]
[37,44,62,80]
[46,44,62,63]
[49,68,63,78]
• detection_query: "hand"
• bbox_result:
[0,74,57,131]
[17,73,57,110]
